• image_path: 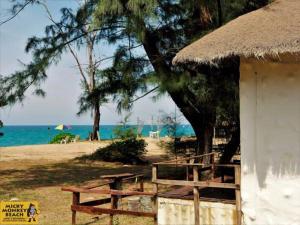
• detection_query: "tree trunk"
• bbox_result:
[217,0,223,27]
[91,100,100,140]
[167,90,215,156]
[219,127,240,164]
[215,127,240,177]
[141,28,216,157]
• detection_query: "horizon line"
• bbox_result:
[3,124,191,126]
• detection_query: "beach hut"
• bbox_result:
[173,0,300,224]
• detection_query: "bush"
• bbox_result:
[78,138,147,164]
[113,126,137,140]
[50,132,75,144]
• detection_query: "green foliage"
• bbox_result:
[113,126,137,140]
[160,109,182,138]
[2,0,270,150]
[49,132,75,144]
[78,138,147,164]
[113,113,137,139]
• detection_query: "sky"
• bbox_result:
[0,0,183,125]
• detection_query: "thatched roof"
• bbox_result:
[173,0,300,65]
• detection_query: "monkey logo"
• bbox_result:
[27,203,38,222]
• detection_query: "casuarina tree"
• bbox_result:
[1,0,270,160]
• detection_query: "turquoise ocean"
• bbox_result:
[0,125,195,147]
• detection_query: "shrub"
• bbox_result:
[78,138,147,164]
[113,126,137,140]
[50,132,75,144]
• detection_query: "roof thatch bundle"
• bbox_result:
[173,0,300,65]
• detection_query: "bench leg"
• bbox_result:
[72,192,80,225]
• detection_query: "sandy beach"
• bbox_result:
[0,142,108,162]
[0,137,167,162]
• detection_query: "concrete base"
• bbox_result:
[157,197,236,225]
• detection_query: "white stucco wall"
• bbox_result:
[240,54,300,225]
[157,197,236,225]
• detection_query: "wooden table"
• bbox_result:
[62,173,155,225]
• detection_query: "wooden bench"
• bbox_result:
[62,173,156,225]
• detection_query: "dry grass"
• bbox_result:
[0,139,171,225]
[0,159,157,225]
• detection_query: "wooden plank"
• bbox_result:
[122,174,144,182]
[62,187,155,196]
[193,166,200,225]
[80,198,111,206]
[153,152,216,165]
[235,166,241,225]
[153,179,239,189]
[152,163,239,167]
[71,205,156,218]
[72,192,80,225]
[100,173,134,179]
[81,180,114,189]
[154,162,205,166]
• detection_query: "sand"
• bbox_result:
[0,138,167,162]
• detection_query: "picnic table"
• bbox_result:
[62,173,156,225]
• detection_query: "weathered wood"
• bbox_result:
[101,173,134,179]
[140,177,144,192]
[109,176,122,225]
[81,180,113,189]
[80,198,111,206]
[235,166,241,225]
[193,166,200,225]
[211,154,215,179]
[62,187,155,196]
[122,174,144,182]
[186,159,190,181]
[153,179,239,189]
[152,164,158,225]
[71,205,156,217]
[152,165,157,181]
[153,152,216,165]
[153,162,239,167]
[72,192,80,225]
[110,194,118,225]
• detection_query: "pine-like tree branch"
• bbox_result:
[40,2,89,89]
[130,86,159,103]
[0,0,34,26]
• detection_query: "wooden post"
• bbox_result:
[72,192,80,225]
[186,159,189,181]
[211,153,215,179]
[193,166,200,225]
[140,176,144,192]
[110,195,117,225]
[235,166,241,225]
[152,165,158,225]
[109,178,122,225]
[152,165,157,182]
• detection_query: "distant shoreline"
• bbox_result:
[2,124,192,126]
[0,125,195,147]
